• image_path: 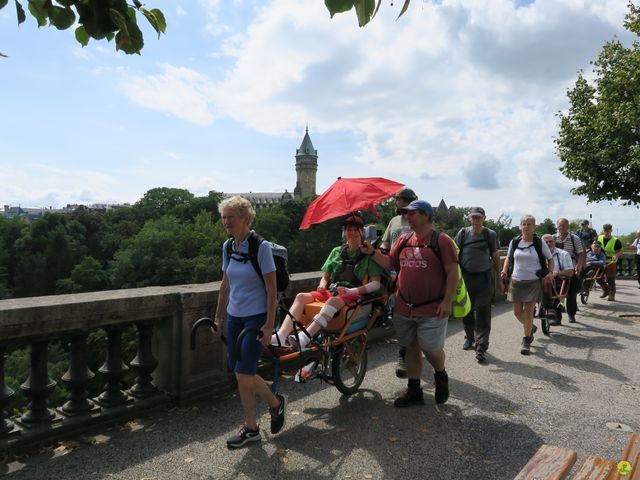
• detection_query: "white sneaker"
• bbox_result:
[288,333,311,349]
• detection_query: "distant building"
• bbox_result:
[1,203,131,221]
[227,128,318,209]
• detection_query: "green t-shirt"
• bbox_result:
[321,246,385,286]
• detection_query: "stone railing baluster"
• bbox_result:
[0,345,16,435]
[18,339,57,427]
[59,332,96,416]
[129,321,159,399]
[96,326,130,407]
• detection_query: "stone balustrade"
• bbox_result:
[0,272,322,452]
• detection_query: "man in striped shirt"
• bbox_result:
[553,218,586,324]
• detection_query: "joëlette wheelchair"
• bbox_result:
[536,276,569,335]
[190,285,392,396]
[579,266,604,305]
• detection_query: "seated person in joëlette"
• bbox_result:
[272,213,385,349]
[582,240,607,278]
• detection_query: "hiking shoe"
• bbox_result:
[434,370,449,404]
[568,315,576,323]
[607,294,615,301]
[475,350,486,363]
[227,425,261,448]
[520,336,531,356]
[599,292,608,298]
[395,357,407,378]
[393,387,424,408]
[462,338,475,350]
[549,319,562,326]
[269,393,287,435]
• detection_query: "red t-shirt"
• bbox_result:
[390,230,459,317]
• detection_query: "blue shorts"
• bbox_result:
[226,312,266,375]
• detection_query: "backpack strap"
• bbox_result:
[247,232,265,286]
[531,235,548,272]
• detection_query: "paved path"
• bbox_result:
[3,281,639,480]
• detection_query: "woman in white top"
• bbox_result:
[501,215,554,355]
[631,232,640,288]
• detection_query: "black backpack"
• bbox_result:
[225,232,290,292]
[507,234,548,278]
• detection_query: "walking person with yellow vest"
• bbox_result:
[596,224,623,301]
[361,200,460,406]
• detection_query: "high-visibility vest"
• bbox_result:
[597,234,619,264]
[451,242,471,318]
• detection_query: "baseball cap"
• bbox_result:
[469,206,485,217]
[342,213,365,227]
[581,219,589,225]
[400,200,433,215]
[394,187,417,202]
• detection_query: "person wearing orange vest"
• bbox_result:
[596,224,623,301]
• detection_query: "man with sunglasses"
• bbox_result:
[541,235,575,326]
[553,218,585,323]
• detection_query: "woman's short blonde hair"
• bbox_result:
[520,214,536,225]
[218,196,256,224]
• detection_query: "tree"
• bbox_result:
[556,2,640,205]
[1,0,166,56]
[324,0,412,27]
[535,218,557,236]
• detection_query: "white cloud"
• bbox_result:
[115,0,638,231]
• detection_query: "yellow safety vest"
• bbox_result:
[597,234,619,264]
[451,241,471,318]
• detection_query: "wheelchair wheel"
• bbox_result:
[332,335,368,396]
[541,316,550,336]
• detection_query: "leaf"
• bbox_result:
[0,52,7,58]
[49,6,75,30]
[354,0,375,27]
[324,0,354,18]
[371,0,382,20]
[27,0,47,27]
[15,0,25,24]
[388,436,398,442]
[184,457,194,463]
[530,384,543,390]
[75,25,90,46]
[141,8,161,38]
[278,457,289,463]
[0,0,8,9]
[151,8,166,33]
[397,0,411,20]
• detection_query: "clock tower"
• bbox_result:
[293,127,318,199]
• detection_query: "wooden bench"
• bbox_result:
[514,431,639,480]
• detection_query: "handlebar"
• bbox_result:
[190,317,226,350]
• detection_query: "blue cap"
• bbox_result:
[400,199,433,215]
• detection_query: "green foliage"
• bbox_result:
[1,0,165,56]
[325,0,407,27]
[535,218,557,236]
[556,2,640,205]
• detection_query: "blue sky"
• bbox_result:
[0,0,637,234]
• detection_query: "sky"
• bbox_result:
[0,0,638,234]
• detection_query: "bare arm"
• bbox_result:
[492,251,504,292]
[436,262,458,319]
[214,273,230,333]
[317,271,331,291]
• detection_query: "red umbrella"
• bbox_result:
[299,177,404,230]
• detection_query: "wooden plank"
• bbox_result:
[515,444,577,480]
[609,432,640,480]
[570,455,615,480]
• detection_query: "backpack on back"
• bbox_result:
[457,226,492,266]
[507,234,548,278]
[396,230,471,318]
[225,232,290,292]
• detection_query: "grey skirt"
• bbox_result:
[507,279,541,303]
